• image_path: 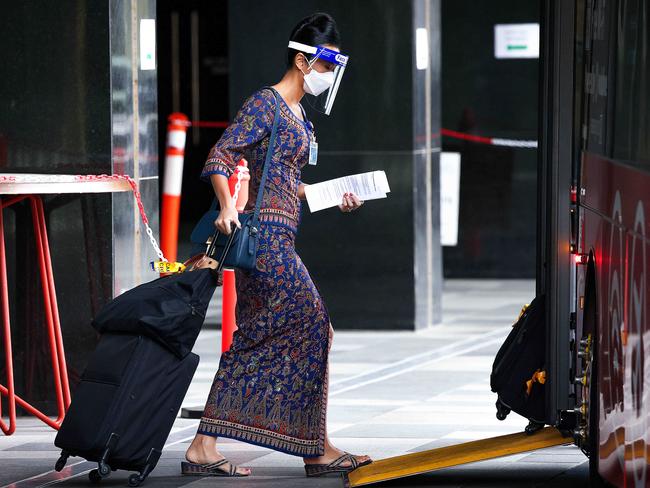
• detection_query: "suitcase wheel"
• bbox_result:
[88,462,111,484]
[128,474,143,487]
[495,398,511,420]
[54,452,69,472]
[126,448,161,486]
[98,462,111,477]
[89,470,103,484]
[524,420,545,435]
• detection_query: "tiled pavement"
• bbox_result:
[0,280,589,488]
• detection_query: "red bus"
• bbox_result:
[540,0,649,486]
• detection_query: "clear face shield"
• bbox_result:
[288,41,348,115]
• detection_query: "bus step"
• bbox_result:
[347,427,570,487]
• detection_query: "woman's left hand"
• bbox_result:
[339,192,364,213]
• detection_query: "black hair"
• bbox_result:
[286,13,341,68]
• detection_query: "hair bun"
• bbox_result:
[286,13,340,68]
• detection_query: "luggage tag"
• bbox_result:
[151,261,186,273]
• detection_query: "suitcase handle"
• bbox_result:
[206,223,239,274]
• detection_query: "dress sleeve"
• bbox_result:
[200,90,275,181]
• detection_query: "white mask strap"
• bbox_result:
[298,52,324,74]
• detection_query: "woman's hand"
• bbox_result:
[214,206,241,234]
[338,192,364,213]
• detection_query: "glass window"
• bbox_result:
[612,0,650,169]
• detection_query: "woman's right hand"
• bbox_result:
[215,206,241,235]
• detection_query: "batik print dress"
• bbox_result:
[197,88,332,457]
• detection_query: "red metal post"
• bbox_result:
[0,199,16,435]
[220,160,250,352]
[30,197,69,419]
[221,270,237,352]
[0,195,71,434]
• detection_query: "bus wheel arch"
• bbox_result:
[581,250,605,484]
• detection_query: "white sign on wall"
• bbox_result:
[440,152,461,247]
[140,19,156,70]
[494,23,539,59]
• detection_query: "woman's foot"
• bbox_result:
[304,445,372,477]
[185,434,251,476]
[303,445,372,468]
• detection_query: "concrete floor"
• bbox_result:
[0,280,589,488]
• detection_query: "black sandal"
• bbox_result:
[304,452,372,477]
[181,458,249,477]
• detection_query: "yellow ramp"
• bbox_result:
[348,427,570,487]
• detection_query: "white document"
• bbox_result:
[304,170,391,212]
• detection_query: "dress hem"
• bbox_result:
[197,418,324,458]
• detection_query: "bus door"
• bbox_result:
[537,0,581,425]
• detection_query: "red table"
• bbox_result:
[0,174,131,435]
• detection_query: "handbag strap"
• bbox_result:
[250,87,281,231]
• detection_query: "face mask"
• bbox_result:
[303,69,334,96]
[300,56,335,96]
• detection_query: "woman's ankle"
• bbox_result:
[187,434,216,456]
[195,433,217,447]
[303,445,339,462]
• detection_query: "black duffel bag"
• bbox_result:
[92,269,217,358]
[490,294,548,431]
[92,228,236,358]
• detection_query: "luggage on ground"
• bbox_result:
[54,228,234,484]
[54,333,199,486]
[490,294,548,433]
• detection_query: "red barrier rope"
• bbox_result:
[441,128,493,145]
[441,129,537,148]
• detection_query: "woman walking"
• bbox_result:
[182,13,372,478]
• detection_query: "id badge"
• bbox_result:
[308,141,318,166]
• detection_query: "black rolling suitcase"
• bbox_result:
[54,333,199,486]
[490,294,548,434]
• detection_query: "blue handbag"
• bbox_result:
[190,88,281,271]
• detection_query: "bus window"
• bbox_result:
[612,0,650,169]
[584,0,614,158]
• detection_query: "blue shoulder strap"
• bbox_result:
[250,87,281,231]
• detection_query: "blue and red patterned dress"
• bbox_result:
[197,88,331,457]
